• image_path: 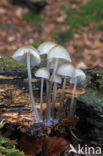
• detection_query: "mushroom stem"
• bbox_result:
[46,59,59,122]
[59,77,67,113]
[46,83,51,123]
[47,61,49,69]
[70,78,77,116]
[51,58,58,81]
[40,78,44,120]
[46,62,50,121]
[46,80,49,118]
[27,53,40,123]
[52,82,57,119]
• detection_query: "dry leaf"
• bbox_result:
[42,136,69,156]
[20,135,69,156]
[20,135,43,155]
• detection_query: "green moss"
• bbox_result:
[68,0,76,3]
[92,90,103,103]
[0,123,24,156]
[0,24,5,30]
[98,97,103,102]
[23,12,43,23]
[93,24,103,32]
[92,91,97,96]
[62,0,103,29]
[0,56,27,73]
[79,88,103,108]
[32,42,40,48]
[2,0,8,6]
[52,29,74,42]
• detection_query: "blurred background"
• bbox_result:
[0,0,103,69]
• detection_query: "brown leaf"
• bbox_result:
[20,135,69,156]
[12,18,20,25]
[20,135,43,155]
[54,116,79,130]
[42,136,69,156]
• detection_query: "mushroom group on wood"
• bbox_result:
[12,41,86,125]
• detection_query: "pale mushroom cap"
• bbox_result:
[38,41,57,55]
[35,67,50,79]
[50,74,62,84]
[57,63,75,77]
[12,46,40,66]
[48,59,68,69]
[47,45,72,63]
[75,69,86,79]
[70,68,86,84]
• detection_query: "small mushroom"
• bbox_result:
[69,68,86,116]
[38,41,57,56]
[48,45,72,81]
[12,46,41,123]
[38,41,57,68]
[51,74,62,120]
[35,67,50,120]
[57,63,75,113]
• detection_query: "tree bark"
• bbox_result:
[76,67,103,149]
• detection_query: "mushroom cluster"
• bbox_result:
[12,41,86,126]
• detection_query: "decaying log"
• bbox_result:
[0,71,81,136]
[0,57,103,153]
[76,67,103,149]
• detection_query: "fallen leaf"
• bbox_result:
[54,116,79,130]
[12,18,20,25]
[20,135,43,155]
[20,135,69,156]
[42,136,69,156]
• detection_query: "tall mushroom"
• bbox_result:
[12,46,41,123]
[69,68,86,116]
[57,63,75,114]
[38,41,58,121]
[48,45,72,81]
[35,67,50,120]
[51,74,62,120]
[47,46,72,120]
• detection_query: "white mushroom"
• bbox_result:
[38,41,57,68]
[35,67,50,120]
[12,46,41,123]
[48,45,72,81]
[47,45,72,119]
[38,41,57,121]
[70,68,86,116]
[51,74,62,120]
[38,41,57,56]
[57,63,75,113]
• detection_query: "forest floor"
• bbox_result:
[0,1,103,155]
[0,0,103,69]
